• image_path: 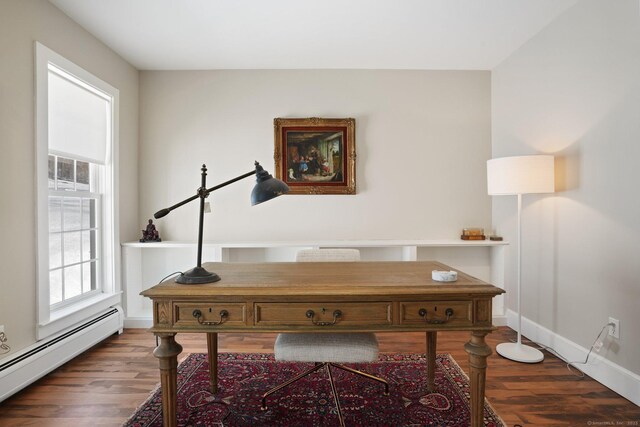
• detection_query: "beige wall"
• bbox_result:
[139,70,492,242]
[0,0,138,356]
[492,0,640,373]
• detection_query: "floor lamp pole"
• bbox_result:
[495,193,544,363]
[516,193,522,346]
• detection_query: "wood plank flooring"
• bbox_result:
[0,327,638,426]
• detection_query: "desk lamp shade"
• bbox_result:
[251,163,290,206]
[487,155,554,195]
[487,154,554,363]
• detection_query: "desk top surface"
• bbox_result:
[141,261,504,298]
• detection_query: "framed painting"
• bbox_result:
[274,117,356,195]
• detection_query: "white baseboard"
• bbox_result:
[0,307,123,402]
[504,309,640,407]
[124,317,153,328]
[492,314,507,326]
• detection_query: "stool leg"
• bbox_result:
[329,363,389,395]
[261,362,326,410]
[326,364,345,427]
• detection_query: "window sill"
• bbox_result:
[37,292,122,340]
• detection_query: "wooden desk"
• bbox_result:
[141,261,504,427]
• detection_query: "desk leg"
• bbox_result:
[153,333,183,427]
[425,331,437,392]
[464,331,492,427]
[207,332,218,394]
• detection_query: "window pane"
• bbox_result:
[90,230,98,260]
[48,155,55,189]
[63,198,81,231]
[90,164,102,193]
[81,198,96,229]
[82,261,97,293]
[56,157,75,190]
[49,233,62,269]
[90,198,97,228]
[76,160,89,191]
[50,269,62,305]
[82,230,96,261]
[63,231,81,265]
[64,265,82,299]
[49,197,62,232]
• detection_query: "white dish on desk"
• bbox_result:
[432,270,458,282]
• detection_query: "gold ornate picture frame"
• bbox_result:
[274,117,356,195]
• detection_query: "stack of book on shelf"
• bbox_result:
[461,228,485,240]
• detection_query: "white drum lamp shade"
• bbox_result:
[487,155,554,363]
[487,155,554,196]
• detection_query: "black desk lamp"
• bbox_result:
[154,161,289,284]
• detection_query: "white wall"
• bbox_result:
[0,0,138,357]
[492,0,640,374]
[139,70,491,242]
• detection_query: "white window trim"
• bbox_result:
[35,42,121,340]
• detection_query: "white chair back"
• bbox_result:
[296,248,360,263]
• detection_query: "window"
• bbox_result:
[36,43,120,339]
[48,155,101,306]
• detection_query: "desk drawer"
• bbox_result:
[400,300,473,326]
[254,302,392,327]
[174,302,247,327]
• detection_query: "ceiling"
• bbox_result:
[49,0,578,71]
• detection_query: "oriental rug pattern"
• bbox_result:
[125,353,504,427]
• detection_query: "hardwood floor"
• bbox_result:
[0,327,638,426]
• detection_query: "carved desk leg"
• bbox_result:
[207,333,218,394]
[153,333,183,427]
[464,331,492,427]
[426,331,437,392]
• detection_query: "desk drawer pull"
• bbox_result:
[306,309,342,326]
[192,309,229,326]
[418,307,454,324]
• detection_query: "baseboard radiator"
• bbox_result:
[0,306,123,402]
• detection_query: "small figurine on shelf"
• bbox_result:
[140,219,161,242]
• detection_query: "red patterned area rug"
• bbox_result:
[125,353,505,427]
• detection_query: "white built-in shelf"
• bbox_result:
[120,238,508,327]
[122,239,508,249]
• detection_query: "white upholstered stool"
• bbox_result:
[294,248,361,263]
[261,249,389,427]
[274,332,379,363]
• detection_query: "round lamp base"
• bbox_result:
[175,266,221,284]
[496,342,544,363]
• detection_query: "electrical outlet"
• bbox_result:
[608,317,620,339]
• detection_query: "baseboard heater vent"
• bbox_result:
[0,306,123,402]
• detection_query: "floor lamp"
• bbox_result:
[487,155,554,363]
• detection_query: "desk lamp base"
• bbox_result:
[176,266,221,284]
